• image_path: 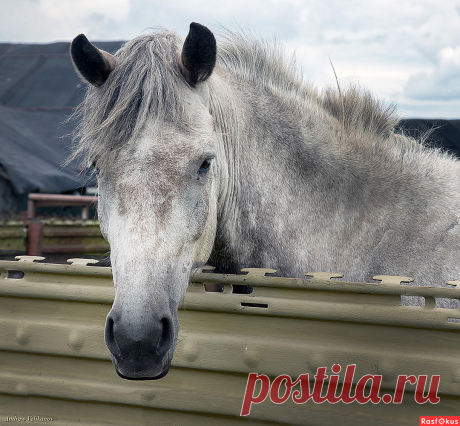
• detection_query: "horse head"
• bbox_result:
[71,23,219,379]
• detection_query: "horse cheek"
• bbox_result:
[193,190,218,263]
[96,178,112,241]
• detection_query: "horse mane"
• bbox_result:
[70,28,422,172]
[217,30,400,139]
[321,85,399,139]
[217,31,307,95]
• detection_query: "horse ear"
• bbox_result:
[181,23,216,86]
[70,34,116,87]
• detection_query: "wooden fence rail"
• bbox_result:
[0,220,109,256]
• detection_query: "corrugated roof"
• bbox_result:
[0,40,123,195]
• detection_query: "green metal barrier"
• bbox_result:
[0,257,459,425]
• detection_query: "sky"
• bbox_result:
[0,0,459,118]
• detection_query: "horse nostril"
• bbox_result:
[105,315,122,358]
[157,316,174,356]
[105,316,114,344]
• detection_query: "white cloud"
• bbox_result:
[398,99,460,119]
[38,0,130,22]
[0,0,131,42]
[404,45,460,101]
[439,45,460,68]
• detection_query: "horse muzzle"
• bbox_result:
[104,308,177,380]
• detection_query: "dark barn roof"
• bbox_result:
[0,40,459,198]
[397,119,460,158]
[0,40,123,195]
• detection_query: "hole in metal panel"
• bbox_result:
[204,283,224,293]
[233,285,253,294]
[7,270,24,279]
[241,302,268,308]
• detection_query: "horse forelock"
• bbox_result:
[70,29,196,173]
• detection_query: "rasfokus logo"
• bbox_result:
[420,417,460,425]
[240,364,440,416]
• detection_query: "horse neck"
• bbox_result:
[208,70,339,272]
[208,70,460,278]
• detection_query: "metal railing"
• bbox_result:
[27,193,98,221]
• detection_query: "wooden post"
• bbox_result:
[27,198,36,220]
[28,220,44,256]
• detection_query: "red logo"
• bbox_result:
[241,364,441,416]
[420,417,460,425]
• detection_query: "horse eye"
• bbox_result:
[198,159,212,173]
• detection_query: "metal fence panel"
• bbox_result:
[0,258,459,425]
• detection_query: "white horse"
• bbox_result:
[70,23,460,379]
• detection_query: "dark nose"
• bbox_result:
[105,310,175,378]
